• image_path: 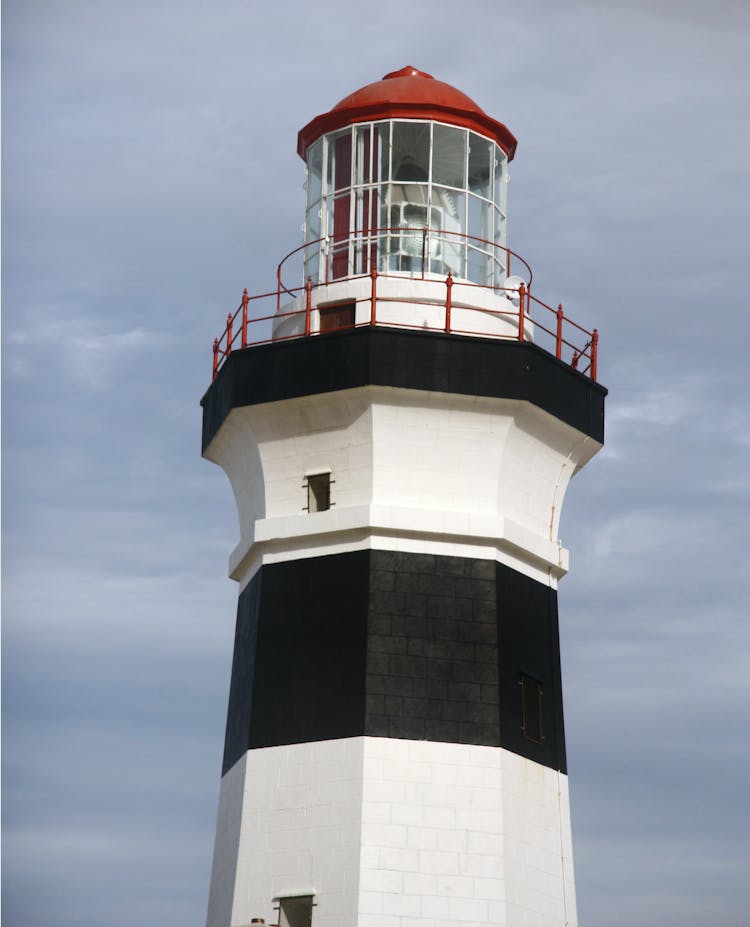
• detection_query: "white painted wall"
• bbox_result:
[207,739,365,927]
[359,738,576,927]
[207,739,576,927]
[204,386,601,591]
[207,755,247,927]
[271,276,529,343]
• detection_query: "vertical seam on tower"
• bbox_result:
[548,435,586,542]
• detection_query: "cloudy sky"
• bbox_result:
[2,0,748,925]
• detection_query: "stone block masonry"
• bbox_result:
[365,552,501,747]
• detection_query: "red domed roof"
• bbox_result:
[297,66,517,161]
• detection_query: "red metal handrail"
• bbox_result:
[209,231,599,384]
[275,226,534,303]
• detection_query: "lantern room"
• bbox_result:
[209,67,599,385]
[298,66,517,288]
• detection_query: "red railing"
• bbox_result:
[273,227,535,310]
[211,229,599,383]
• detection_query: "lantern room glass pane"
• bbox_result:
[376,122,391,183]
[375,185,389,271]
[353,187,377,274]
[430,237,464,279]
[493,209,507,288]
[307,139,323,207]
[331,130,352,191]
[391,202,432,236]
[304,199,322,283]
[325,136,333,193]
[432,186,464,232]
[306,201,321,242]
[331,190,351,279]
[494,153,505,210]
[493,258,505,289]
[468,132,492,198]
[468,246,492,286]
[354,125,372,186]
[392,122,430,182]
[432,124,466,188]
[431,186,465,277]
[495,210,506,243]
[468,194,491,245]
[389,182,430,221]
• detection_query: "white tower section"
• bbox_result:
[202,66,606,927]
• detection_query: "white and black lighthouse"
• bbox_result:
[201,66,606,927]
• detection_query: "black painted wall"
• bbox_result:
[223,551,369,773]
[202,327,606,452]
[495,563,567,772]
[364,552,501,747]
[222,550,567,775]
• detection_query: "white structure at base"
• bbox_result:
[208,738,576,927]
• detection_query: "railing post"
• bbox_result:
[445,272,453,333]
[370,263,377,325]
[421,227,427,279]
[212,339,219,380]
[591,329,598,381]
[556,304,564,359]
[305,276,313,337]
[241,288,249,349]
[518,283,526,342]
[226,313,233,356]
[276,265,281,313]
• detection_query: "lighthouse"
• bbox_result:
[202,66,605,927]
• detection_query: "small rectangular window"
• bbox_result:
[520,673,544,744]
[278,895,314,927]
[305,472,331,512]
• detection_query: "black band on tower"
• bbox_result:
[201,327,606,452]
[222,550,567,776]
